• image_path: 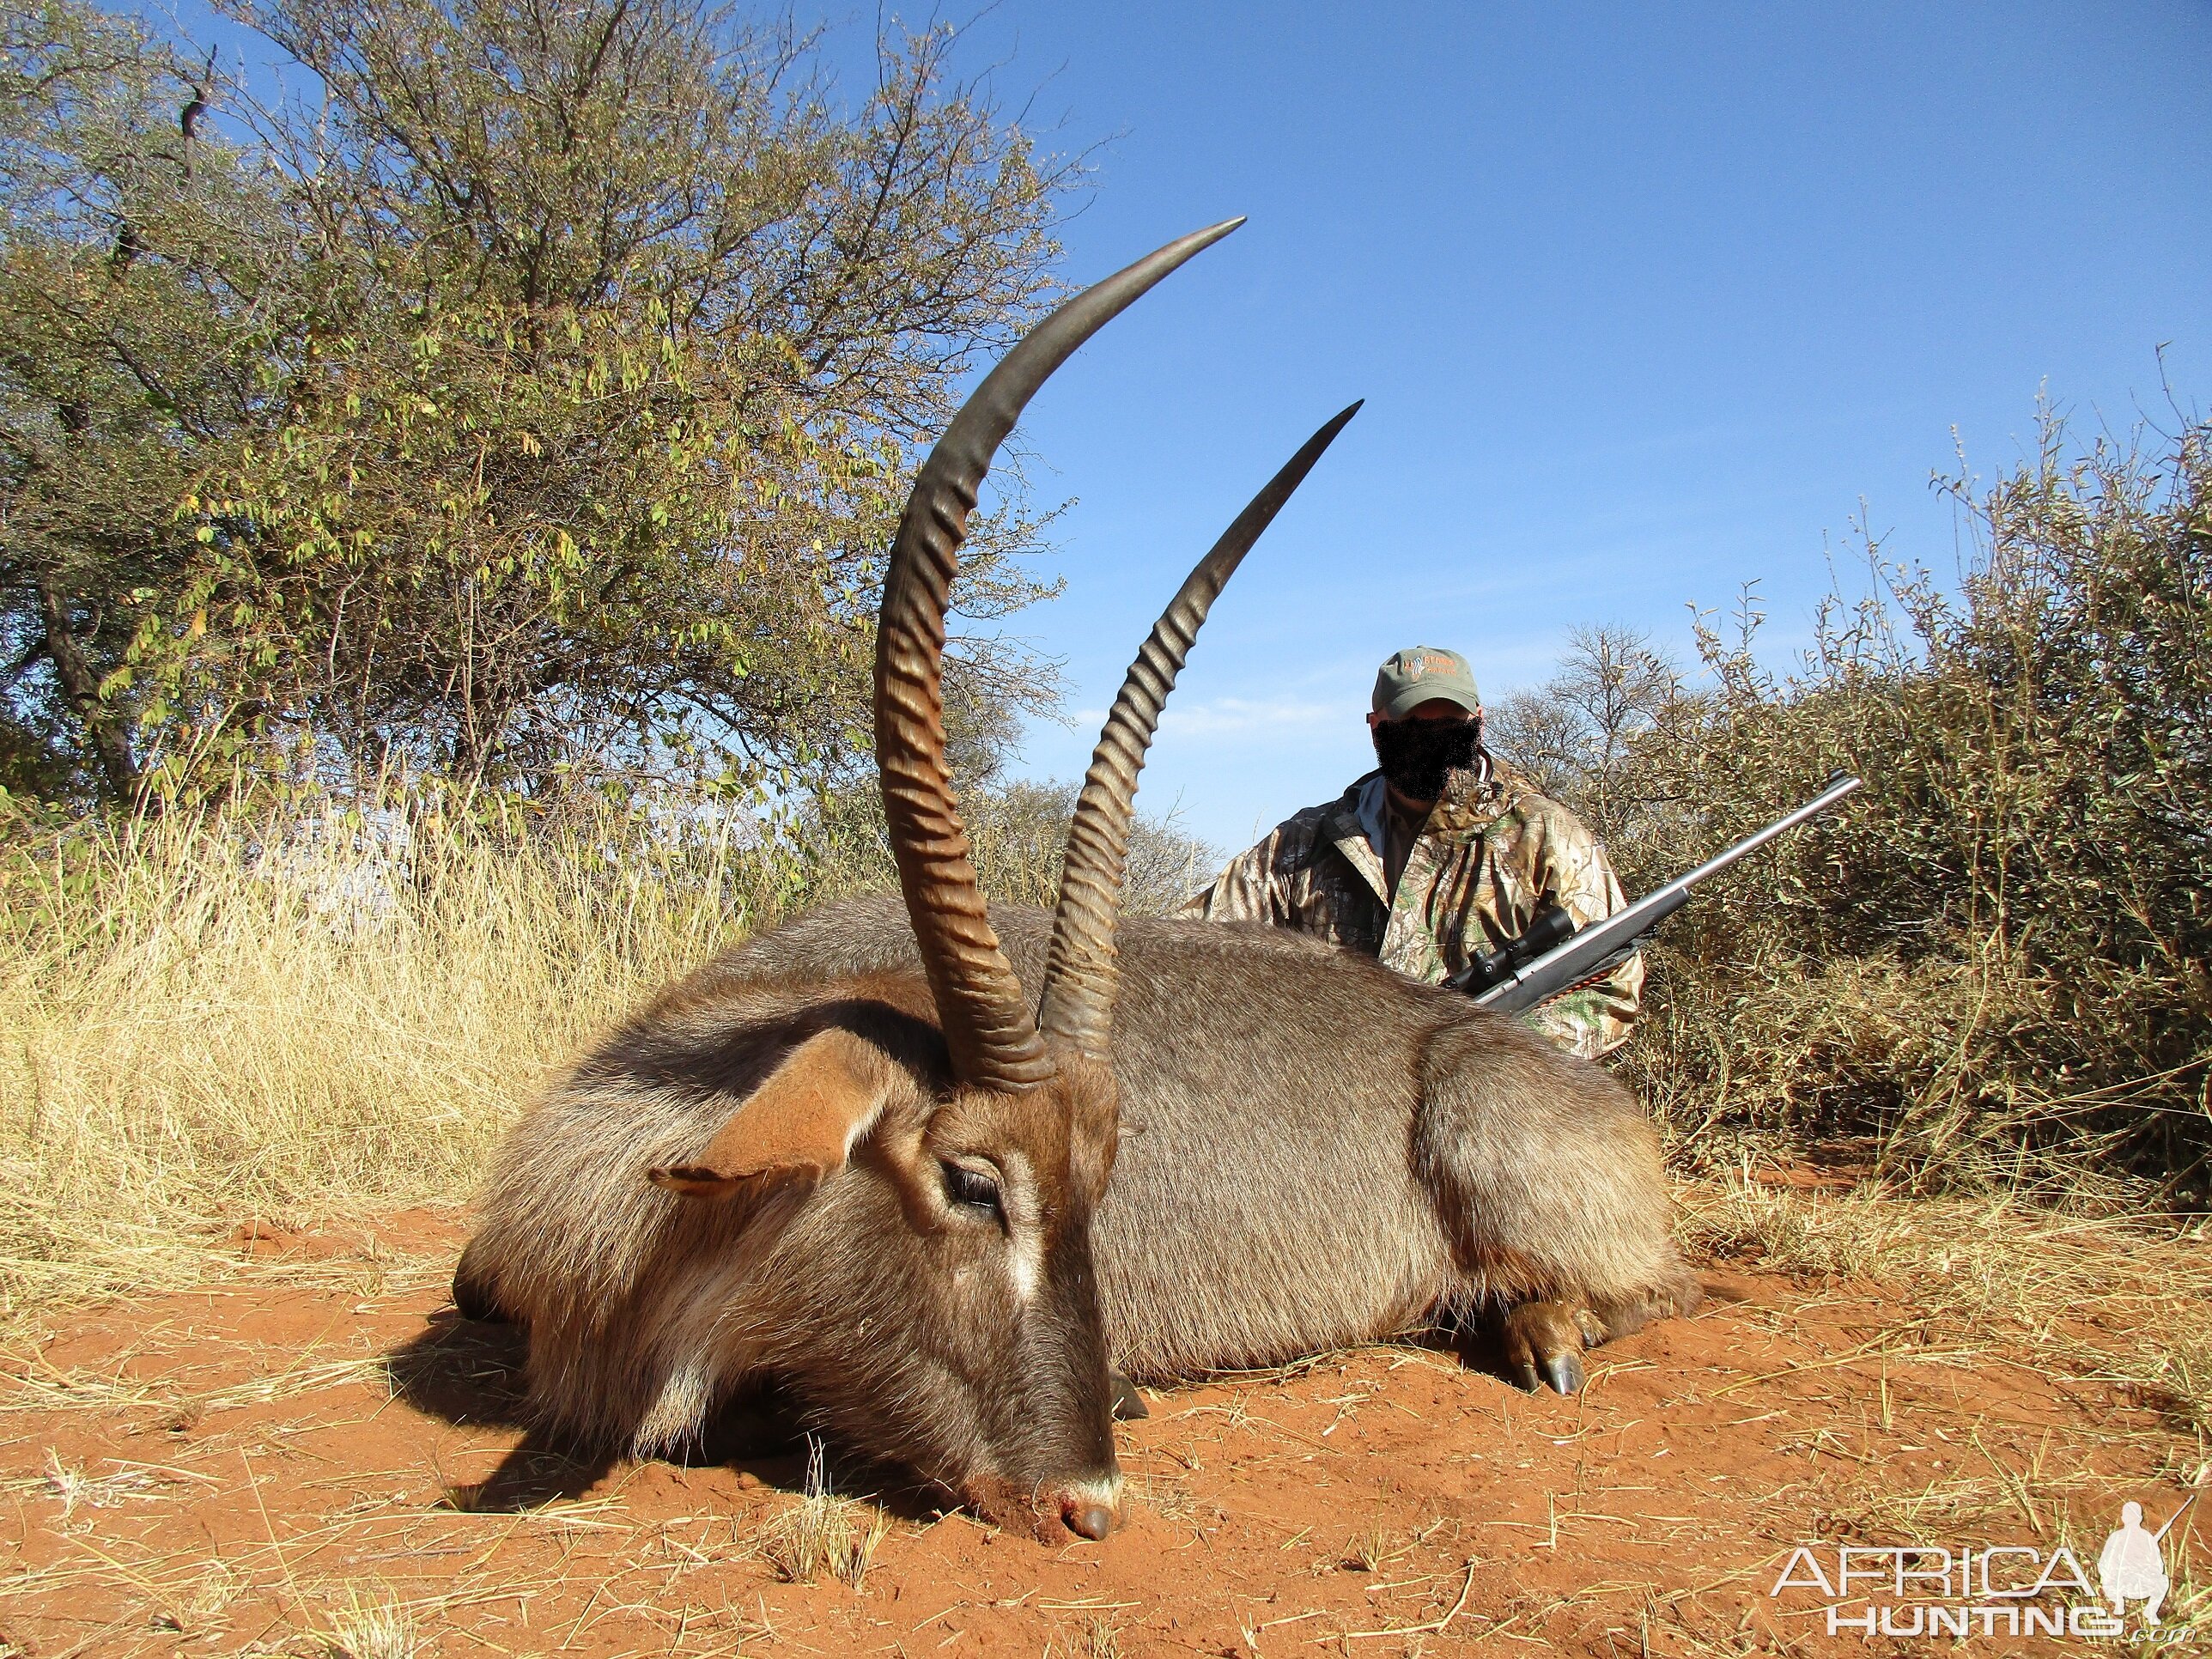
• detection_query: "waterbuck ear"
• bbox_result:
[648,1027,899,1200]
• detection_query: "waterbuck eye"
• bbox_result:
[940,1161,1002,1218]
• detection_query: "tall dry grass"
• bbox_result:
[1681,1168,2212,1443]
[2,806,728,1316]
[0,783,1213,1320]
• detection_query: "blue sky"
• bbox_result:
[144,0,2212,851]
[889,2,2211,852]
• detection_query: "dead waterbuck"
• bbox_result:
[453,220,1698,1542]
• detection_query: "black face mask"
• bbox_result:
[1371,717,1481,802]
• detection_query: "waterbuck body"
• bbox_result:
[723,896,1689,1378]
[459,897,1692,1534]
[452,222,1696,1542]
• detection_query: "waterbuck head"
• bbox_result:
[636,220,1358,1540]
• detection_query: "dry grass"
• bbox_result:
[0,786,1213,1330]
[0,1173,2203,1656]
[757,1439,890,1589]
[1662,1172,2212,1648]
[1343,1526,1397,1574]
[3,753,2206,1652]
[324,1583,422,1659]
[1120,1468,1196,1524]
[0,806,752,1322]
[1680,1167,2212,1451]
[1047,1613,1123,1659]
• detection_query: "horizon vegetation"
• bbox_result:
[0,0,2206,1339]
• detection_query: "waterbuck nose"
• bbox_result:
[1065,1503,1115,1541]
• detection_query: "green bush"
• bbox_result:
[1591,414,2210,1197]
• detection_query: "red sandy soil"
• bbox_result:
[0,1207,2197,1658]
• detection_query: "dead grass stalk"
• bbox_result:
[758,1438,889,1589]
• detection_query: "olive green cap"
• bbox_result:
[1372,645,1482,720]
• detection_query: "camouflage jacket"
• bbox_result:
[1176,762,1643,1058]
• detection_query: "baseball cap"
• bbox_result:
[1372,646,1482,720]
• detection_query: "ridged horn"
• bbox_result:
[1037,400,1364,1058]
[876,218,1246,1092]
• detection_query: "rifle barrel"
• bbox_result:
[1472,773,1862,1016]
[2152,1492,2198,1544]
[1653,772,1863,907]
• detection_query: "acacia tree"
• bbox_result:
[0,0,300,803]
[4,0,1069,808]
[1486,622,1679,833]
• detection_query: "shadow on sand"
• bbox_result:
[381,1309,948,1520]
[380,1291,1615,1520]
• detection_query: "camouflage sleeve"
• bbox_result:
[1523,808,1644,1060]
[1175,827,1292,924]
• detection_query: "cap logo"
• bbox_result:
[1375,646,1479,717]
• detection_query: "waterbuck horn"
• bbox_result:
[1037,400,1364,1058]
[876,218,1246,1092]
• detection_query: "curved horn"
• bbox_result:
[1037,401,1364,1058]
[876,218,1245,1092]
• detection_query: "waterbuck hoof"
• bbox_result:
[1500,1297,1599,1395]
[1109,1372,1149,1421]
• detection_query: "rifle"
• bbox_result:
[1443,772,1863,1015]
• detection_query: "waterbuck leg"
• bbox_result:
[453,1235,512,1325]
[1410,1021,1695,1395]
[1590,1278,1702,1340]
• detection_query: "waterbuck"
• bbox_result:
[452,221,1698,1543]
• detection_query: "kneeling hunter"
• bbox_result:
[1178,645,1641,1060]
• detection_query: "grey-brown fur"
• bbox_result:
[457,964,1123,1537]
[458,892,1693,1532]
[718,896,1693,1376]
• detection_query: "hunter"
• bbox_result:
[1177,645,1642,1059]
